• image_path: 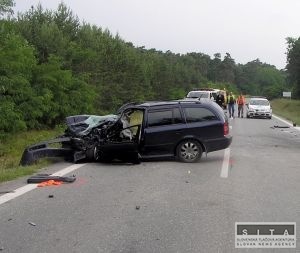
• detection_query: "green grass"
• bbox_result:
[0,126,65,183]
[271,99,300,125]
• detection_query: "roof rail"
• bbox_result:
[177,100,201,104]
[192,88,216,91]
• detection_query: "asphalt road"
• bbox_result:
[0,114,299,253]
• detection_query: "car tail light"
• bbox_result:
[223,122,229,136]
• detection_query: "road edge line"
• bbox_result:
[220,148,230,178]
[272,114,293,127]
[273,114,300,132]
[0,163,87,206]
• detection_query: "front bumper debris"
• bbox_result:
[20,137,85,166]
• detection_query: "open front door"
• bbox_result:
[99,108,144,161]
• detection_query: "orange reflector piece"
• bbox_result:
[37,180,63,187]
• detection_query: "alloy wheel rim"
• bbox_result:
[180,142,199,160]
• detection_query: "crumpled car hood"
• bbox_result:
[66,114,118,136]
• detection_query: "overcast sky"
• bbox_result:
[14,0,300,70]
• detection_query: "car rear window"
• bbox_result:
[184,107,218,123]
[147,108,183,127]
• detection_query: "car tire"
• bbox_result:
[176,139,202,163]
[86,145,100,161]
[246,114,250,118]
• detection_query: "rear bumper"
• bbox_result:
[205,135,232,152]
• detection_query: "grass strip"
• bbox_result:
[0,126,65,183]
[271,99,300,125]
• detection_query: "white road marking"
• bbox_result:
[0,184,37,205]
[272,114,300,132]
[0,163,86,206]
[272,114,300,130]
[220,148,230,178]
[272,114,293,126]
[51,163,86,177]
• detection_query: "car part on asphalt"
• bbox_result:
[274,125,290,128]
[37,180,62,187]
[27,174,76,183]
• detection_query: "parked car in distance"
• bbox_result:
[186,88,219,102]
[246,97,272,119]
[21,99,232,165]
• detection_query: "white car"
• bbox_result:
[186,89,218,101]
[246,97,272,119]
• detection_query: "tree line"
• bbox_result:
[0,2,299,138]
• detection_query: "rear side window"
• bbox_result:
[147,108,183,127]
[184,107,218,123]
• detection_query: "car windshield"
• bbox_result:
[249,99,269,106]
[187,91,209,98]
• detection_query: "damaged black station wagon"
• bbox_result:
[21,99,232,165]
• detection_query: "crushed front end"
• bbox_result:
[20,114,118,166]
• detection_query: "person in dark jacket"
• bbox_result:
[216,91,225,108]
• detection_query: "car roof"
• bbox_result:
[250,97,269,101]
[135,98,213,108]
[188,90,211,93]
[121,99,226,121]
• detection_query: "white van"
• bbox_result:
[186,89,219,101]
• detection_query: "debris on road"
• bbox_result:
[27,174,76,184]
[28,222,36,226]
[274,125,290,128]
[135,206,140,210]
[37,180,62,187]
[48,194,54,198]
[0,191,15,194]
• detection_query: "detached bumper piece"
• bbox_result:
[27,174,76,184]
[20,137,80,166]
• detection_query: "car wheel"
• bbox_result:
[86,145,100,161]
[176,140,202,163]
[246,114,250,118]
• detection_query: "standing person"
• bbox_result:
[227,92,236,118]
[237,93,245,118]
[216,91,225,108]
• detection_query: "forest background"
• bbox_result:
[1,1,300,139]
